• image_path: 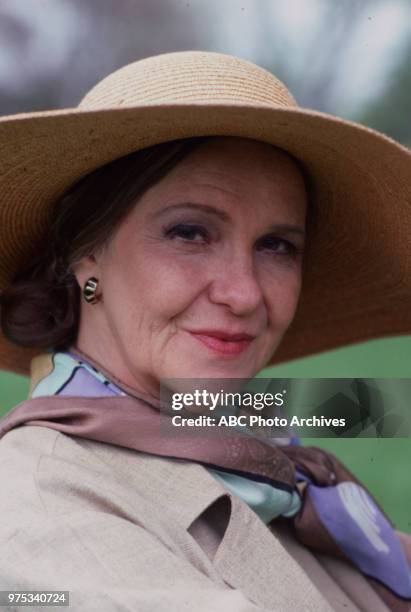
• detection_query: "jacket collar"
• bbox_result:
[78,432,229,530]
[76,434,331,611]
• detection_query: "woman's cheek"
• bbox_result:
[146,254,208,300]
[266,275,302,331]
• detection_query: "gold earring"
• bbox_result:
[83,277,100,304]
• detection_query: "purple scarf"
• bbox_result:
[0,347,410,611]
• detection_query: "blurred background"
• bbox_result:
[0,0,410,532]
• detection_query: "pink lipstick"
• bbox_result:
[187,329,255,356]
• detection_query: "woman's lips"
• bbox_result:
[187,332,253,356]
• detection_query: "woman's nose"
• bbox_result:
[208,254,264,316]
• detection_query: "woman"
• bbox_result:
[0,51,410,612]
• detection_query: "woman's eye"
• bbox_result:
[258,235,300,256]
[165,223,209,243]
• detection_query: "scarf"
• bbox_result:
[0,348,410,611]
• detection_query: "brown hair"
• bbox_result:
[0,136,315,352]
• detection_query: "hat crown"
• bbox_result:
[78,50,298,111]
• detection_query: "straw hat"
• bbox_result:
[0,50,410,376]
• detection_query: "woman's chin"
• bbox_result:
[159,334,265,386]
[165,360,259,384]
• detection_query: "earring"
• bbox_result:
[83,277,100,304]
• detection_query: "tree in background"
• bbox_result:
[0,0,208,113]
[0,0,409,147]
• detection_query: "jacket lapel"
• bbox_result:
[212,493,332,610]
[84,438,332,611]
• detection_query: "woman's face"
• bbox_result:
[73,137,307,397]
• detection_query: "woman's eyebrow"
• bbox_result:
[152,202,305,235]
[266,224,306,236]
[152,202,231,222]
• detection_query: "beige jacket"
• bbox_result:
[0,422,391,612]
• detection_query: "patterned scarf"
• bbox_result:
[0,348,410,611]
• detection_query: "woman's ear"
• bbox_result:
[70,253,100,290]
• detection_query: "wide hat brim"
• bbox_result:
[0,99,410,376]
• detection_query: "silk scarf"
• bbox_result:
[0,348,410,611]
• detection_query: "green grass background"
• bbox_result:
[1,336,410,533]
